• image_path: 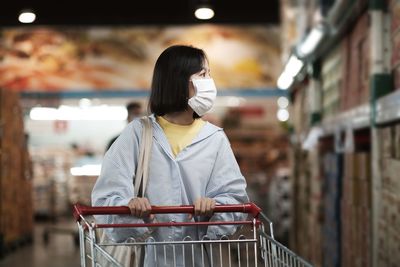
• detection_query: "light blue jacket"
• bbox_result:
[91,115,249,266]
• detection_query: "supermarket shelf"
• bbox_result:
[320,103,371,135]
[376,90,400,125]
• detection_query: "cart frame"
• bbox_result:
[73,203,313,267]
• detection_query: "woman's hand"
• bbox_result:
[128,197,154,220]
[189,197,216,220]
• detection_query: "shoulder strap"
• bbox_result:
[134,116,153,197]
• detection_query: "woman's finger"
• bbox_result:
[207,198,215,216]
[201,199,207,215]
[194,199,201,216]
[142,198,152,217]
[205,199,212,216]
[131,198,138,217]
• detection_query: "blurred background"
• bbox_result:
[0,0,399,266]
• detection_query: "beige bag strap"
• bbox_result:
[134,116,153,197]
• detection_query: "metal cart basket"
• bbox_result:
[73,203,313,267]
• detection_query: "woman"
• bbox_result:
[92,45,249,266]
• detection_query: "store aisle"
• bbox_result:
[0,220,80,267]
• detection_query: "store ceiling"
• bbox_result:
[1,0,280,26]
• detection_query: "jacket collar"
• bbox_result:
[147,114,222,159]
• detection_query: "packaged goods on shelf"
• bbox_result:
[31,148,76,219]
[390,0,400,90]
[392,32,400,90]
[378,126,394,159]
[389,0,400,34]
[321,152,342,267]
[68,175,97,206]
[382,158,400,198]
[341,152,372,267]
[376,125,400,266]
[0,89,33,254]
[321,43,344,118]
[394,124,400,159]
[377,189,400,265]
[342,12,370,111]
[290,147,323,263]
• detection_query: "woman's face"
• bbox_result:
[188,59,211,98]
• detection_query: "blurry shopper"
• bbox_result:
[92,45,249,266]
[105,101,142,152]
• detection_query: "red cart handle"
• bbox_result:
[73,203,261,222]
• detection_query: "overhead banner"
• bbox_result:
[0,25,280,91]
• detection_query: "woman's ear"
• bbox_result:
[188,80,196,98]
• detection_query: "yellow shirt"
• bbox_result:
[157,116,206,157]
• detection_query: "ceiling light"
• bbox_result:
[297,24,326,57]
[29,105,128,121]
[79,98,92,108]
[18,10,36,24]
[195,6,215,20]
[276,54,304,90]
[70,164,102,176]
[277,72,294,90]
[277,97,289,109]
[277,109,290,122]
[285,55,304,77]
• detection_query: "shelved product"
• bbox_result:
[290,145,311,260]
[321,151,342,267]
[341,150,372,267]
[290,79,325,265]
[389,0,400,89]
[224,117,292,244]
[67,175,97,206]
[342,12,370,110]
[286,2,400,267]
[267,167,292,246]
[0,89,33,256]
[292,82,311,136]
[376,125,400,266]
[31,147,75,220]
[321,43,344,118]
[290,144,324,266]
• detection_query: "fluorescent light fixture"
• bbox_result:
[277,108,290,122]
[277,97,289,109]
[79,98,92,107]
[18,10,36,23]
[30,107,58,120]
[277,72,294,90]
[195,6,215,20]
[70,164,101,176]
[297,25,325,57]
[276,54,304,90]
[29,105,128,121]
[285,55,304,77]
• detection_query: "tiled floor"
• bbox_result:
[0,220,80,267]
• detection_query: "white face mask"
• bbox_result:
[188,78,217,116]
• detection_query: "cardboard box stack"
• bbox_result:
[377,126,400,266]
[0,89,33,256]
[389,0,400,90]
[341,152,372,267]
[307,149,323,267]
[321,152,342,267]
[342,12,370,110]
[321,43,344,118]
[291,147,323,266]
[290,147,312,259]
[31,148,73,219]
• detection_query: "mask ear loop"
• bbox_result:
[189,79,198,96]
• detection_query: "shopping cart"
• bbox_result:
[73,203,313,267]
